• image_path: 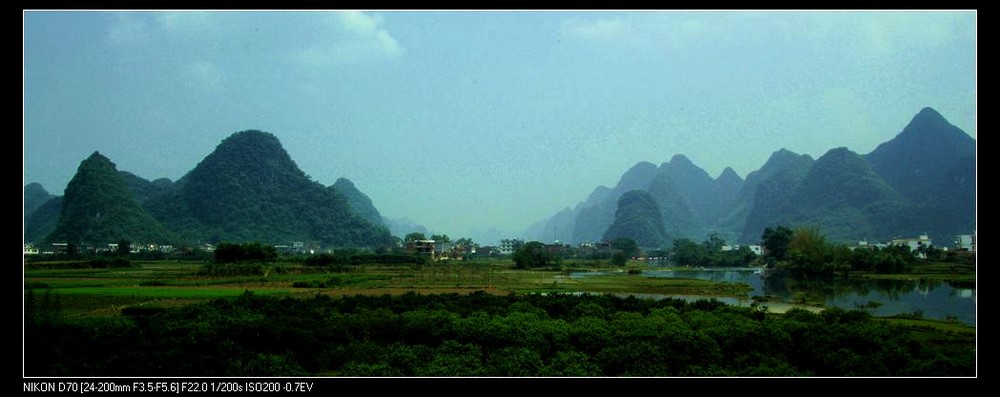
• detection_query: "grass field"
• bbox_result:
[23,258,977,340]
[24,259,755,318]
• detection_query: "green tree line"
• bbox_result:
[762,225,922,275]
[24,291,973,377]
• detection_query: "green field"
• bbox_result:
[23,258,975,377]
[24,259,753,318]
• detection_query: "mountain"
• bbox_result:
[24,183,54,240]
[331,178,385,227]
[782,147,909,242]
[154,130,393,246]
[527,108,974,248]
[645,171,697,244]
[571,162,659,243]
[917,154,976,240]
[721,149,809,242]
[713,166,744,237]
[866,107,976,203]
[31,130,397,248]
[602,190,667,249]
[24,183,53,220]
[45,152,178,245]
[659,155,723,229]
[382,216,430,239]
[523,206,577,244]
[24,196,62,244]
[738,149,815,242]
[715,167,743,203]
[119,171,175,205]
[865,107,976,240]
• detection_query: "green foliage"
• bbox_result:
[610,252,629,267]
[512,241,557,269]
[23,292,974,377]
[671,235,757,268]
[768,226,916,276]
[213,242,278,264]
[672,238,705,267]
[762,225,793,262]
[292,277,346,288]
[848,244,915,274]
[90,257,135,269]
[116,239,131,256]
[611,237,640,258]
[785,226,831,273]
[404,232,426,242]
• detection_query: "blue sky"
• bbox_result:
[23,10,976,242]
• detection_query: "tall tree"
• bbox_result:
[762,226,793,263]
[512,241,554,269]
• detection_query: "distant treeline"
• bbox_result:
[24,291,973,377]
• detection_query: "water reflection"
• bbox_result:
[571,268,976,326]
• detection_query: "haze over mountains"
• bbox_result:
[24,107,975,249]
[524,107,976,247]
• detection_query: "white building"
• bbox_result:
[955,232,976,252]
[720,244,763,256]
[890,234,932,257]
[499,239,524,255]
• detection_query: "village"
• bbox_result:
[28,229,973,264]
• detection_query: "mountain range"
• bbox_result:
[524,107,976,247]
[24,130,394,248]
[24,107,975,250]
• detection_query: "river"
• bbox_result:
[570,268,976,326]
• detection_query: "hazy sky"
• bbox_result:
[23,10,976,241]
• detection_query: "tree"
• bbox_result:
[671,238,704,267]
[703,233,726,252]
[611,237,640,258]
[785,226,832,274]
[430,234,450,243]
[116,239,131,256]
[611,251,629,267]
[512,241,553,269]
[404,232,426,242]
[762,226,793,263]
[213,242,277,264]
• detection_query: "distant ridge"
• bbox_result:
[525,107,975,246]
